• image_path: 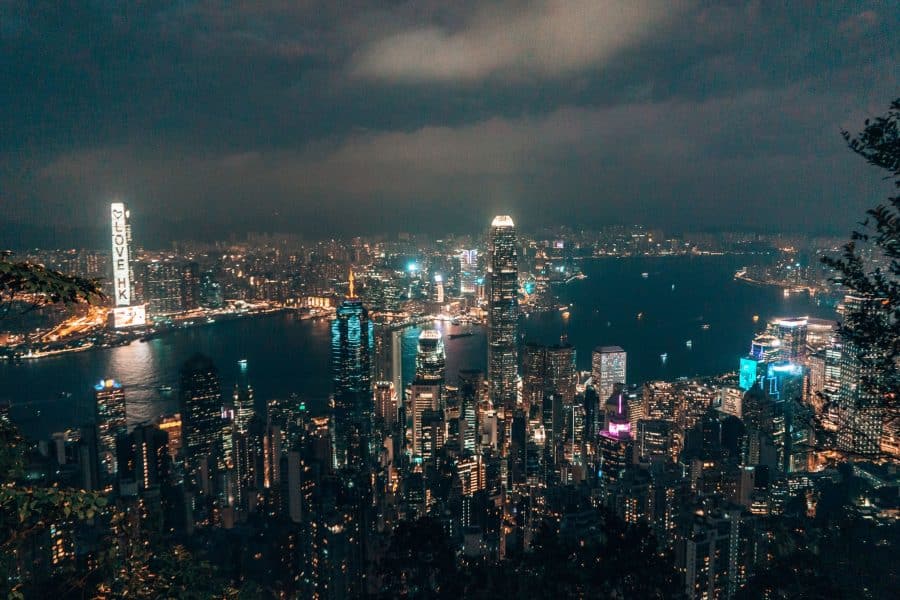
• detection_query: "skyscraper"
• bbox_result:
[374,381,397,428]
[592,346,627,403]
[232,359,255,435]
[458,249,479,295]
[837,295,885,456]
[488,215,518,409]
[94,379,127,480]
[774,317,808,362]
[415,330,446,384]
[109,202,146,328]
[331,271,374,469]
[179,354,223,491]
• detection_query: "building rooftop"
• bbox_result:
[491,215,515,228]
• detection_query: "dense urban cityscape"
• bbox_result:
[0,201,898,598]
[2,2,898,599]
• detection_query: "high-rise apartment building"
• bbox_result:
[487,216,518,409]
[94,379,127,480]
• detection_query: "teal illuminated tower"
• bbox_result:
[331,271,374,470]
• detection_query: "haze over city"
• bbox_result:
[2,2,897,246]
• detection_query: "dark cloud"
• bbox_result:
[0,1,897,246]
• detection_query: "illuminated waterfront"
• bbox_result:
[0,255,832,439]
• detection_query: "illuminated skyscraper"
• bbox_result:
[488,215,518,409]
[774,317,808,362]
[458,249,479,295]
[94,379,127,480]
[415,330,446,384]
[374,381,397,428]
[592,346,626,403]
[522,343,576,409]
[409,383,440,458]
[179,354,223,491]
[232,359,255,435]
[837,295,885,456]
[109,202,146,328]
[331,271,374,469]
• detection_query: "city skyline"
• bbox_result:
[2,3,897,247]
[2,4,898,598]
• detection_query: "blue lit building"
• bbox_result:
[331,274,374,470]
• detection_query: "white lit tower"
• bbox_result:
[109,202,145,327]
[837,295,885,456]
[488,215,519,410]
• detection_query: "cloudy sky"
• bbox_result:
[1,1,897,246]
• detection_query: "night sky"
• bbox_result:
[1,2,897,247]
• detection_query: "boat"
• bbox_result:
[701,323,710,330]
[671,283,675,291]
[448,332,474,339]
[641,272,649,279]
[686,340,692,349]
[637,312,643,320]
[660,353,668,363]
[752,314,760,323]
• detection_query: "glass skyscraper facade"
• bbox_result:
[94,379,126,481]
[179,354,223,490]
[487,215,518,409]
[592,346,627,404]
[331,295,374,469]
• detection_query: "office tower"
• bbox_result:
[374,325,402,393]
[750,332,782,363]
[433,274,445,304]
[592,346,627,403]
[144,260,184,315]
[837,295,885,456]
[718,386,743,419]
[637,419,673,463]
[488,215,518,409]
[774,317,808,362]
[764,361,805,403]
[117,424,169,491]
[805,318,837,352]
[456,453,485,496]
[181,261,201,310]
[739,332,784,391]
[409,383,441,457]
[199,270,223,308]
[179,354,223,491]
[806,352,826,403]
[522,342,576,411]
[233,360,255,434]
[331,272,374,470]
[458,249,479,295]
[458,371,481,453]
[420,409,445,465]
[374,381,397,428]
[155,413,182,461]
[415,330,446,384]
[599,390,633,488]
[94,379,127,480]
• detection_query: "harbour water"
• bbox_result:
[0,255,833,439]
